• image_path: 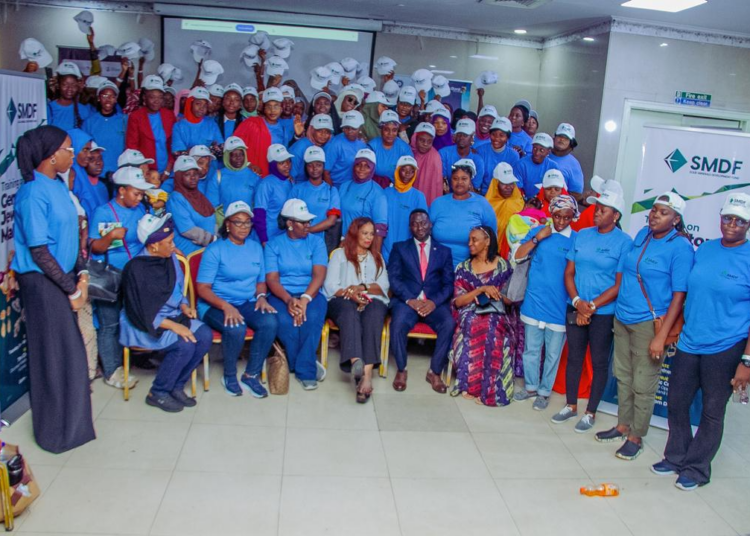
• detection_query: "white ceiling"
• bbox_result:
[149,0,750,38]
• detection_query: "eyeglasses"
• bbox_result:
[59,147,75,155]
[227,219,252,228]
[721,215,749,226]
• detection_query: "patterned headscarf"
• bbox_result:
[549,194,580,220]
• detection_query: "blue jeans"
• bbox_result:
[267,294,326,381]
[94,299,122,378]
[152,323,212,397]
[521,322,566,397]
[202,302,279,377]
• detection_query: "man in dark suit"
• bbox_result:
[387,209,456,393]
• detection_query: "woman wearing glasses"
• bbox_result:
[196,201,278,398]
[652,193,750,491]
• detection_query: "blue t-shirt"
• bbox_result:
[197,167,221,207]
[267,118,294,147]
[566,226,633,315]
[477,143,520,196]
[196,237,265,318]
[508,130,533,155]
[289,180,340,230]
[678,240,750,355]
[12,172,80,274]
[429,193,497,268]
[147,112,169,174]
[254,175,292,241]
[288,138,314,183]
[47,100,92,132]
[172,117,223,153]
[167,191,216,256]
[88,201,146,270]
[82,111,127,175]
[548,152,584,194]
[521,226,575,325]
[513,156,559,198]
[264,232,328,295]
[368,137,414,183]
[473,138,491,149]
[615,227,694,325]
[382,187,427,262]
[438,145,485,191]
[324,133,367,188]
[73,174,109,218]
[219,167,260,209]
[338,180,388,239]
[222,117,236,139]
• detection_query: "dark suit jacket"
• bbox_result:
[125,108,176,171]
[387,237,455,308]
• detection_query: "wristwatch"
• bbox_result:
[741,354,750,368]
[531,237,539,245]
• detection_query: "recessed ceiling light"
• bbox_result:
[621,0,706,13]
[431,70,455,75]
[660,42,669,47]
[583,37,595,42]
[429,64,437,68]
[604,120,618,132]
[449,55,457,59]
[514,29,527,34]
[397,3,405,6]
[470,54,499,60]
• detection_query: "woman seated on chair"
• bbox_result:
[265,199,329,391]
[324,217,390,403]
[196,201,279,399]
[120,213,213,413]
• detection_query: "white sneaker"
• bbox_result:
[104,366,138,390]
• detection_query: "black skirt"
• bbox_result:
[18,272,96,453]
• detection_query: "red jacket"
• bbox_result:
[125,108,176,171]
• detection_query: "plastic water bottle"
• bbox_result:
[733,386,749,405]
[580,483,619,497]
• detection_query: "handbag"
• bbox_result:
[266,342,290,395]
[635,235,684,345]
[502,255,532,303]
[475,299,506,315]
[86,203,131,302]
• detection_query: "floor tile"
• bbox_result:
[191,385,288,428]
[96,389,196,424]
[558,431,663,480]
[1,415,73,467]
[374,393,467,432]
[283,428,388,477]
[286,389,379,431]
[456,397,556,435]
[392,477,520,536]
[278,476,400,536]
[697,477,750,534]
[721,433,750,462]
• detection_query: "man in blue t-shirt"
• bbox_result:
[548,123,584,199]
[513,132,559,199]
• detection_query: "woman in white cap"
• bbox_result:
[339,149,388,253]
[219,137,261,210]
[196,201,278,398]
[477,117,520,196]
[361,91,391,142]
[484,162,524,255]
[324,216,390,402]
[368,110,415,189]
[508,100,533,157]
[88,167,153,390]
[439,119,485,194]
[324,111,368,188]
[303,91,338,135]
[166,155,216,256]
[382,156,427,262]
[216,83,245,141]
[188,145,221,206]
[472,105,498,149]
[594,192,694,461]
[163,87,177,118]
[654,193,750,491]
[525,110,539,138]
[83,81,126,176]
[552,188,632,432]
[512,133,559,199]
[548,123,584,198]
[48,61,92,130]
[253,144,294,245]
[241,87,259,118]
[430,108,453,151]
[265,199,329,390]
[171,86,223,155]
[120,213,213,412]
[409,122,443,207]
[67,129,107,217]
[535,169,568,216]
[289,114,333,183]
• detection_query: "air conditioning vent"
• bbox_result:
[487,0,553,8]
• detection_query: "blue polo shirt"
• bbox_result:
[324,133,367,188]
[368,137,414,183]
[167,191,216,256]
[219,167,260,209]
[548,152,584,194]
[430,193,497,268]
[289,180,340,230]
[264,232,328,295]
[82,111,127,175]
[382,187,427,262]
[172,117,223,153]
[254,175,292,241]
[338,180,388,239]
[477,143,520,195]
[88,201,146,270]
[513,156,559,198]
[438,145,485,191]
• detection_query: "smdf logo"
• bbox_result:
[6,99,17,126]
[664,148,688,173]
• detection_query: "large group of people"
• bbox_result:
[10,25,750,495]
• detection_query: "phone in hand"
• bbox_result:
[477,293,491,307]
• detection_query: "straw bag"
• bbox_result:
[266,342,289,395]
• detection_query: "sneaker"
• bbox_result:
[551,406,578,424]
[221,375,243,397]
[651,460,677,476]
[241,374,269,398]
[145,392,183,413]
[316,361,327,382]
[675,474,699,491]
[595,427,627,443]
[170,389,197,407]
[615,440,643,461]
[104,366,138,390]
[532,395,549,411]
[297,377,318,391]
[574,414,596,433]
[513,388,537,402]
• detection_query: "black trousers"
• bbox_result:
[664,340,744,485]
[564,306,614,413]
[327,297,388,371]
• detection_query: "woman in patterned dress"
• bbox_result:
[449,225,515,406]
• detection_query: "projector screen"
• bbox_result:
[162,17,375,97]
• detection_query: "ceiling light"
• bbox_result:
[604,120,618,132]
[514,29,527,34]
[429,64,437,68]
[621,0,706,13]
[583,37,595,42]
[660,42,669,47]
[470,54,499,60]
[449,55,457,59]
[431,70,455,75]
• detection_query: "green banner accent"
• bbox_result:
[631,183,750,214]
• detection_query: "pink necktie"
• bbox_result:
[419,242,428,280]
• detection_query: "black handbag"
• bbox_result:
[475,299,506,315]
[86,253,122,302]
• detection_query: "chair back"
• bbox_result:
[175,254,190,299]
[186,248,205,308]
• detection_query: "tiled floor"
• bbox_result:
[2,343,749,536]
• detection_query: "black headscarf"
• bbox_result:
[16,125,68,183]
[122,254,180,338]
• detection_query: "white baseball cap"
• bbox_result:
[514,99,532,113]
[188,86,210,101]
[224,83,242,97]
[280,85,295,100]
[422,100,446,115]
[375,56,397,76]
[357,76,377,93]
[249,31,271,51]
[382,80,400,105]
[272,38,294,59]
[142,75,165,92]
[479,105,499,119]
[158,63,177,83]
[97,81,119,96]
[720,192,750,221]
[341,110,365,129]
[225,200,254,219]
[19,38,52,68]
[475,70,498,89]
[165,86,177,97]
[240,45,261,68]
[590,176,624,198]
[97,45,116,61]
[310,66,332,91]
[304,146,326,164]
[137,213,173,245]
[118,149,154,167]
[397,155,418,170]
[415,122,436,137]
[207,84,225,98]
[432,75,450,98]
[281,198,316,222]
[341,85,365,104]
[455,119,476,136]
[189,145,216,160]
[586,189,625,214]
[190,40,212,62]
[200,60,224,85]
[536,169,566,191]
[653,191,686,216]
[174,155,201,173]
[365,91,389,106]
[116,42,141,61]
[431,108,451,122]
[262,87,283,103]
[532,132,554,149]
[555,123,576,141]
[411,69,434,93]
[493,162,519,184]
[355,148,377,164]
[73,10,93,34]
[325,62,344,85]
[379,110,400,125]
[84,75,107,90]
[224,136,247,153]
[310,114,334,131]
[267,144,294,163]
[56,61,82,79]
[138,38,155,62]
[529,110,539,122]
[452,158,477,178]
[490,117,513,134]
[242,86,258,98]
[340,57,360,78]
[112,167,153,190]
[265,56,288,77]
[398,86,418,105]
[89,140,106,153]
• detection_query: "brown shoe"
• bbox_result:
[393,370,408,392]
[425,370,447,394]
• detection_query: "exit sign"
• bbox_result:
[675,91,711,107]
